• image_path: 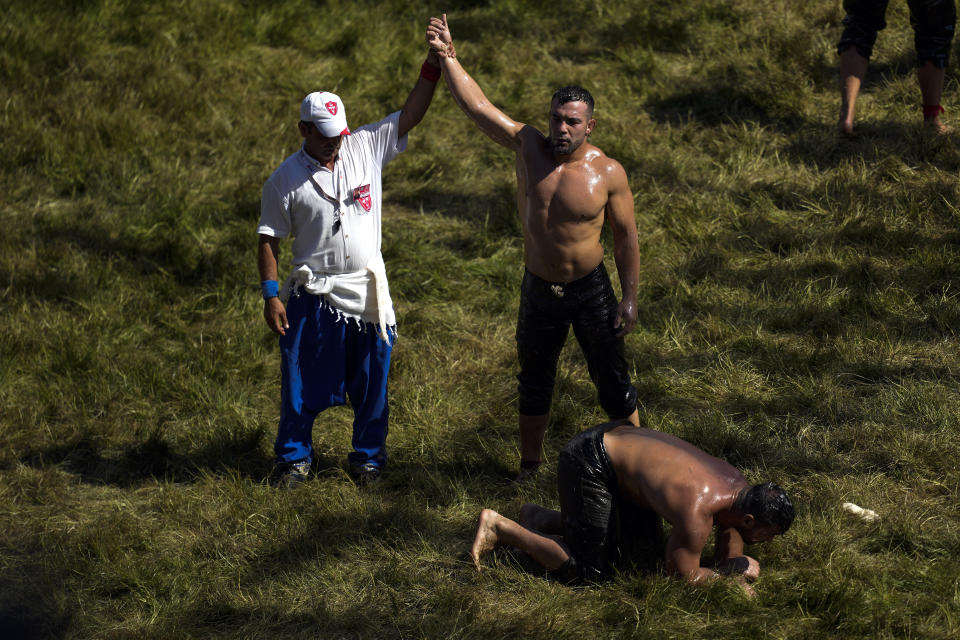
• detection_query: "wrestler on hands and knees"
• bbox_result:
[426,15,642,481]
[470,421,795,596]
[257,47,443,487]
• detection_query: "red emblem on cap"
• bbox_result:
[325,101,338,115]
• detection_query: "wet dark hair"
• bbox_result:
[736,482,795,533]
[552,85,594,116]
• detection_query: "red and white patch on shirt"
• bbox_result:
[353,184,372,212]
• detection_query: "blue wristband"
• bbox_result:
[261,280,279,300]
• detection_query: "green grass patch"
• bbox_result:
[2,0,960,637]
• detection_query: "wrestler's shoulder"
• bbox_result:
[585,147,628,186]
[584,145,624,170]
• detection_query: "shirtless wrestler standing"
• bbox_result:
[470,421,795,595]
[426,15,642,480]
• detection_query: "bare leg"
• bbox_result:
[515,412,635,481]
[839,48,869,135]
[519,502,564,534]
[516,412,550,481]
[471,508,569,572]
[918,61,950,133]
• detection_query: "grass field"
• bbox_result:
[2,0,960,638]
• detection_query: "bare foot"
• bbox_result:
[924,116,952,135]
[735,575,757,598]
[838,115,854,136]
[470,509,500,571]
[838,102,855,136]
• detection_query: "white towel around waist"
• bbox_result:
[281,253,395,342]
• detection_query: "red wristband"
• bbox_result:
[420,61,441,82]
[923,104,945,119]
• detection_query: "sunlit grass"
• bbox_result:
[2,0,960,638]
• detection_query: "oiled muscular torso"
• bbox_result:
[516,132,613,282]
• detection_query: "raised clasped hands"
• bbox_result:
[426,13,455,57]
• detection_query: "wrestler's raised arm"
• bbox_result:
[426,14,526,151]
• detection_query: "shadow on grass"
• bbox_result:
[394,183,520,237]
[15,424,288,487]
[0,502,468,639]
[0,560,75,640]
[391,455,519,493]
[705,202,960,255]
[782,120,960,170]
[648,80,804,133]
[178,602,341,638]
[11,212,252,306]
[632,291,960,375]
[645,48,960,167]
[12,417,525,495]
[655,260,960,339]
[646,207,960,336]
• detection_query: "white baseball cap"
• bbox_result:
[300,91,350,136]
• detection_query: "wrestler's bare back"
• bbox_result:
[603,425,749,526]
[516,130,620,283]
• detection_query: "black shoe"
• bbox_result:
[349,461,382,485]
[271,460,311,489]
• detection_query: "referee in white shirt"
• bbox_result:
[257,48,443,486]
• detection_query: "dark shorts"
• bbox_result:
[838,0,956,68]
[515,263,637,418]
[552,424,663,584]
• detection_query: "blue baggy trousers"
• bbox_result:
[274,292,392,468]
